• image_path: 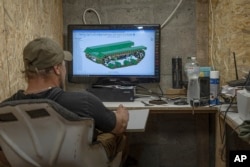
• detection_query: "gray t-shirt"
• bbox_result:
[3,87,116,132]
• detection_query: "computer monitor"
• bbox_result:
[67,24,161,85]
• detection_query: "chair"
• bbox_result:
[0,99,122,167]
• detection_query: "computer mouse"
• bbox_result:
[174,100,188,105]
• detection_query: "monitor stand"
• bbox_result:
[92,77,135,87]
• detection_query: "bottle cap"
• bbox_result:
[210,71,219,78]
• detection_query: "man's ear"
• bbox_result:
[53,65,61,75]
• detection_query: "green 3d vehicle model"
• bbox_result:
[84,41,147,69]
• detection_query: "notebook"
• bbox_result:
[127,109,149,132]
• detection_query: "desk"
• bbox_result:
[216,104,250,167]
[104,97,218,167]
[104,97,216,113]
[219,106,242,133]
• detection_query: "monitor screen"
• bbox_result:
[67,24,161,85]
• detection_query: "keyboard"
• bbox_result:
[227,79,246,87]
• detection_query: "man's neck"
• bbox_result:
[24,86,54,94]
[25,78,58,94]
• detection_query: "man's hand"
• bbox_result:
[112,104,129,134]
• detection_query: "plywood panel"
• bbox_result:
[0,0,10,101]
[0,0,63,101]
[210,3,250,165]
[209,0,250,85]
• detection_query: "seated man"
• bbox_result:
[2,37,129,164]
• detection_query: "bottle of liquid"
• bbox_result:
[184,57,192,82]
[185,57,200,104]
[210,71,220,105]
[172,57,183,89]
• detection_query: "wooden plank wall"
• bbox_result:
[0,0,64,102]
[209,0,250,85]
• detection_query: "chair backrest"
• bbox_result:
[0,99,121,167]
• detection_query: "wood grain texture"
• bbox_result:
[209,0,250,85]
[0,0,63,101]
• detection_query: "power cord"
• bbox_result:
[82,0,183,29]
[161,0,184,29]
[209,0,215,70]
[135,84,164,99]
[218,95,236,162]
[82,8,102,24]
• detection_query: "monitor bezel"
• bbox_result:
[67,24,161,85]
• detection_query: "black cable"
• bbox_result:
[157,83,164,97]
[218,95,236,162]
[222,95,236,142]
[233,52,239,80]
[135,84,164,98]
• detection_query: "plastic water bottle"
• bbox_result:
[184,57,192,81]
[185,57,200,104]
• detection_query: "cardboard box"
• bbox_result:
[237,89,250,121]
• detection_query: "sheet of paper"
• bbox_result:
[127,109,149,132]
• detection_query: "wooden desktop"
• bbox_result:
[104,97,218,167]
[104,97,216,113]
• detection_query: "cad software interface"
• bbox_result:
[71,29,157,77]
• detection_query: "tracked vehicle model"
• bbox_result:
[84,41,147,69]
